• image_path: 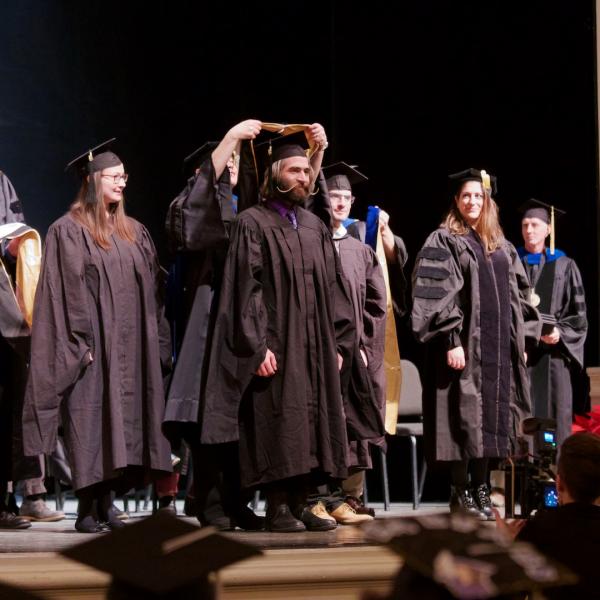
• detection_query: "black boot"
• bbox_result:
[231,504,265,531]
[474,484,495,520]
[265,489,305,532]
[450,486,485,519]
[97,491,125,530]
[158,495,177,515]
[266,504,305,532]
[75,490,107,533]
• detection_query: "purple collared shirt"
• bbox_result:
[265,199,298,229]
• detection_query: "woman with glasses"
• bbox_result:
[23,141,172,532]
[411,169,539,520]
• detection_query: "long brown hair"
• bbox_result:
[441,182,504,253]
[69,171,135,250]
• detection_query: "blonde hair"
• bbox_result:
[69,171,135,250]
[441,182,504,253]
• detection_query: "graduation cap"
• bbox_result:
[0,581,44,600]
[519,198,566,256]
[322,162,368,192]
[362,514,577,599]
[448,168,498,198]
[251,129,313,196]
[182,142,219,178]
[65,138,122,205]
[61,511,262,600]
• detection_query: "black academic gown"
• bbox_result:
[518,249,588,445]
[411,228,540,462]
[23,215,172,490]
[334,229,387,469]
[346,220,409,320]
[200,203,355,488]
[0,174,40,484]
[162,160,233,436]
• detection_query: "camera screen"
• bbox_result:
[544,484,559,508]
[543,431,555,444]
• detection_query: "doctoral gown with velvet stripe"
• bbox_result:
[518,248,588,445]
[411,228,540,462]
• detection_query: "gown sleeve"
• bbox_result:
[0,171,24,224]
[23,219,94,455]
[411,229,465,348]
[556,260,587,368]
[140,224,173,374]
[507,242,542,349]
[165,158,229,253]
[386,234,409,320]
[200,215,267,443]
[360,245,387,365]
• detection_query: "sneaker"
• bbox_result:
[474,484,495,520]
[329,502,374,525]
[19,499,65,522]
[345,496,376,518]
[450,486,485,519]
[309,501,337,524]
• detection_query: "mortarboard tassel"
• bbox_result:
[267,140,274,196]
[84,150,98,204]
[480,169,491,195]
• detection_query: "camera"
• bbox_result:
[504,417,558,518]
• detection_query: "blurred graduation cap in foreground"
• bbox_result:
[0,581,44,600]
[61,511,262,600]
[361,514,576,599]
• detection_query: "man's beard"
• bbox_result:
[274,179,310,205]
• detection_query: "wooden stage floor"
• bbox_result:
[0,501,448,599]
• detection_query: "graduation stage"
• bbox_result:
[0,501,449,599]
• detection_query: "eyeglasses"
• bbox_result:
[101,173,129,184]
[330,193,355,205]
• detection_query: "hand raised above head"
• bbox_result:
[305,123,328,149]
[227,119,263,141]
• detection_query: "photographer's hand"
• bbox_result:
[492,508,527,540]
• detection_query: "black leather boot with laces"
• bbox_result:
[474,483,495,520]
[450,486,485,519]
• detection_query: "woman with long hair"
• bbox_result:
[411,169,539,519]
[23,141,172,532]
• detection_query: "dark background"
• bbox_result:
[1,1,597,500]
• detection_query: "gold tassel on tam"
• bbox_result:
[480,169,491,194]
[375,225,402,434]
